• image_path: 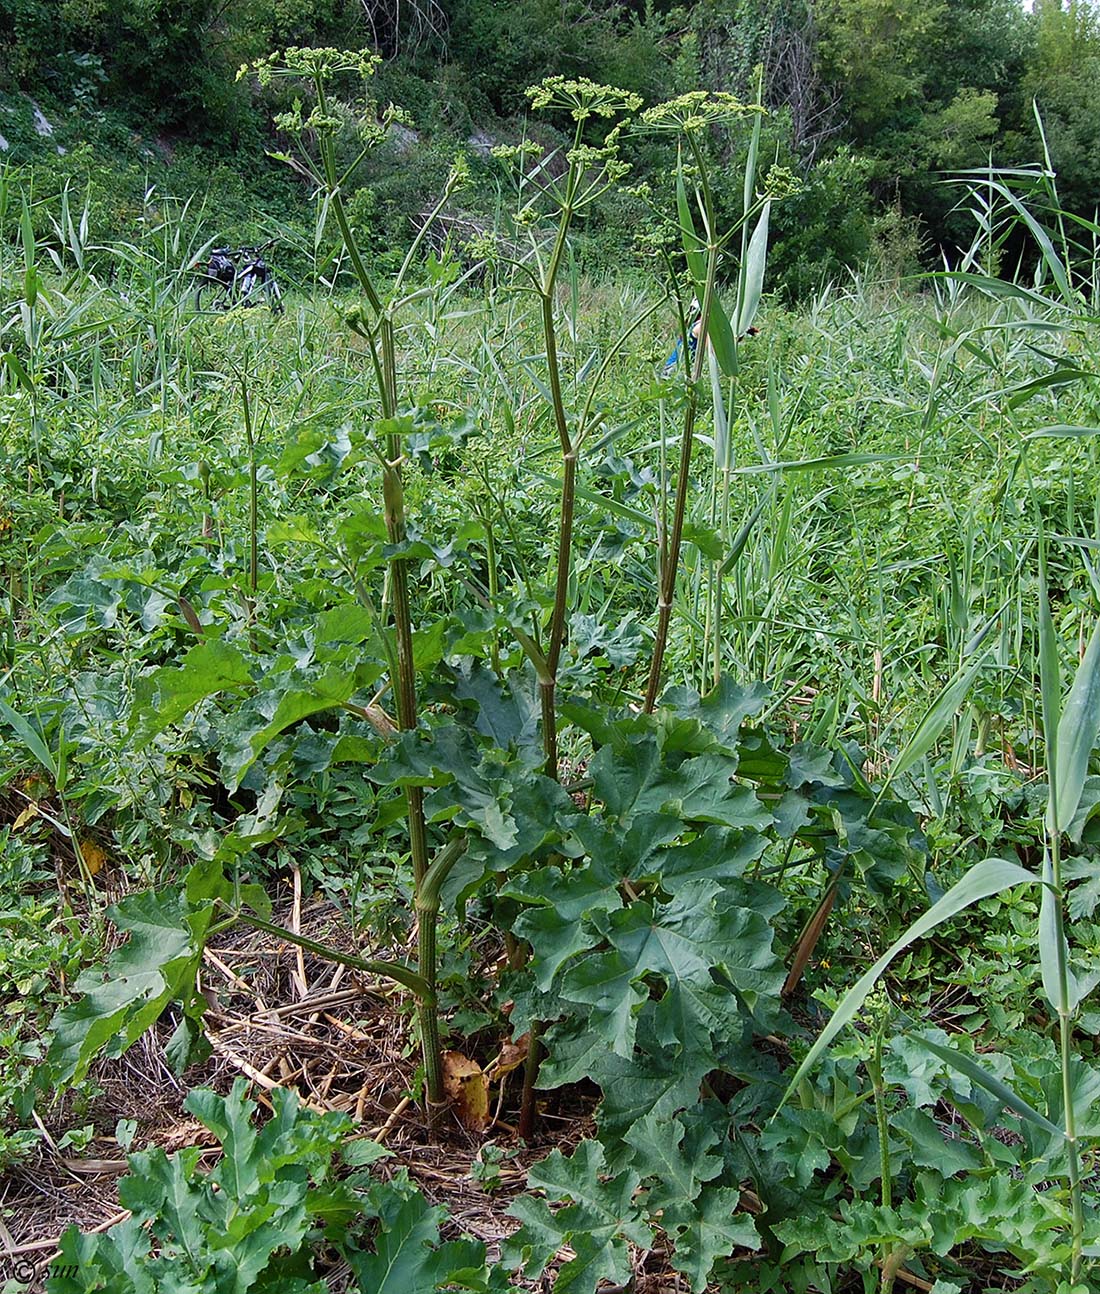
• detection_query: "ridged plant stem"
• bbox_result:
[645,137,719,712]
[313,69,439,1102]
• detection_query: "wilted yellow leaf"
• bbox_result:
[80,838,107,876]
[13,802,39,831]
[442,1051,490,1133]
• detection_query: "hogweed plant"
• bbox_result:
[633,91,771,709]
[235,46,479,1108]
[492,77,643,781]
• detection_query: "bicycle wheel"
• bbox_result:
[195,280,230,311]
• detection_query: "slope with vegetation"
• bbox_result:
[4,0,1100,293]
[2,19,1100,1294]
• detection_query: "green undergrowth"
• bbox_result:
[4,104,1100,1292]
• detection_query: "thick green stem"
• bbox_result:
[645,367,704,710]
[546,451,577,679]
[415,900,444,1104]
[518,1021,543,1141]
[870,1032,891,1211]
[869,1027,896,1293]
[230,909,433,1001]
[414,836,467,1106]
[239,375,259,599]
[520,174,579,1132]
[539,680,558,781]
[537,221,575,778]
[645,138,721,711]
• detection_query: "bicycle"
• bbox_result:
[193,242,284,314]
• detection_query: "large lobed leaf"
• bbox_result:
[504,1141,653,1294]
[44,888,214,1087]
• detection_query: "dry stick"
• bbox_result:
[0,1211,131,1261]
[782,870,842,998]
[0,1214,18,1255]
[209,1036,329,1114]
[202,947,273,1017]
[290,866,309,1001]
[370,1095,412,1143]
[257,987,362,1020]
[307,966,346,1028]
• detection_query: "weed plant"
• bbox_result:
[3,83,1100,1293]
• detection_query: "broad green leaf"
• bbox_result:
[625,1114,759,1290]
[44,890,213,1085]
[776,857,1036,1111]
[634,754,773,829]
[907,1032,1062,1139]
[138,640,252,735]
[561,878,783,1057]
[670,1186,759,1290]
[1054,618,1100,832]
[49,1219,153,1294]
[665,677,770,748]
[42,572,122,634]
[591,741,771,832]
[50,1077,359,1294]
[0,695,57,777]
[891,1107,982,1176]
[511,857,625,990]
[624,1112,723,1201]
[346,1188,486,1293]
[539,1020,713,1141]
[638,825,768,894]
[221,667,368,790]
[119,1147,205,1256]
[450,660,538,747]
[735,200,770,338]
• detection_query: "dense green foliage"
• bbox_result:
[5,1,1100,295]
[5,74,1100,1285]
[5,21,1100,1294]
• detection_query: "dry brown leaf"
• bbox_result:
[442,1050,490,1132]
[485,1032,530,1082]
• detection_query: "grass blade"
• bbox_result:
[1038,544,1062,825]
[736,200,771,338]
[882,649,989,790]
[1040,853,1077,1015]
[1055,618,1100,831]
[0,697,58,779]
